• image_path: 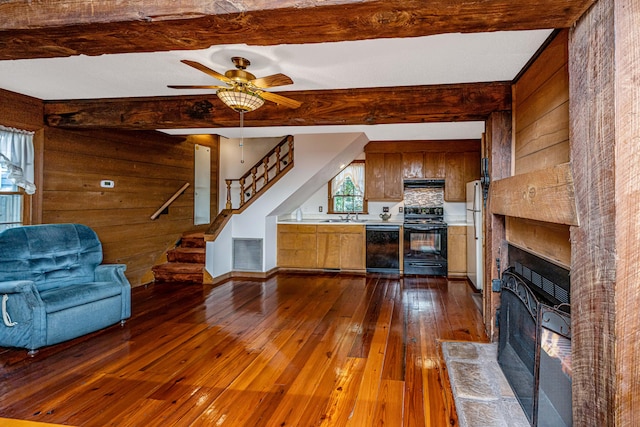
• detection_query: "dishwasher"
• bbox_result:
[365,224,401,273]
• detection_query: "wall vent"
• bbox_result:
[233,238,263,271]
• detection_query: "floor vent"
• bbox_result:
[233,238,263,271]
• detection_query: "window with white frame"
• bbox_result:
[0,163,23,231]
[0,125,36,231]
[328,161,367,214]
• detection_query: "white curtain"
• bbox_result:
[0,126,36,194]
[331,162,364,195]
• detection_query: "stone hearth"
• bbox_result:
[442,341,529,427]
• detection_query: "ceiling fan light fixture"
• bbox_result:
[217,87,265,112]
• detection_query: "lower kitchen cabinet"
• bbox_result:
[277,224,317,269]
[317,225,366,271]
[447,226,467,277]
[278,224,365,271]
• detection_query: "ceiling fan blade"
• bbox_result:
[259,91,302,109]
[251,73,294,89]
[167,84,228,90]
[180,59,233,84]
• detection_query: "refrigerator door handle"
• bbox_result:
[473,210,479,240]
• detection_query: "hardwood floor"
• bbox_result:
[0,273,488,426]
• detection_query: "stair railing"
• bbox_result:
[150,182,190,220]
[225,135,294,211]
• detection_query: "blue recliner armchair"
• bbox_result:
[0,223,131,354]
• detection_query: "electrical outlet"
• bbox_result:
[319,206,323,212]
[382,206,389,213]
[399,207,403,213]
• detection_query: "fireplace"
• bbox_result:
[498,246,572,426]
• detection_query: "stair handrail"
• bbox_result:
[225,135,293,210]
[150,182,190,220]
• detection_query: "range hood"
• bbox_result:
[403,179,445,188]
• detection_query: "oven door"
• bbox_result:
[403,225,448,275]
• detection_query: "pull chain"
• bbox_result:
[239,111,245,164]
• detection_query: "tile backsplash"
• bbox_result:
[404,187,444,207]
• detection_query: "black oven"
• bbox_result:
[403,223,448,276]
[403,205,447,276]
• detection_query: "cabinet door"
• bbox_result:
[464,151,481,183]
[340,228,365,270]
[447,226,467,275]
[317,227,342,269]
[424,152,446,178]
[278,225,317,268]
[403,152,424,179]
[444,152,466,201]
[383,153,403,200]
[365,153,385,200]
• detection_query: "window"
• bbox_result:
[328,161,367,214]
[0,163,23,231]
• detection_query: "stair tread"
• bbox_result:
[170,247,205,253]
[153,262,204,272]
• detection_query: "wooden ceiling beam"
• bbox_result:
[44,82,512,129]
[0,0,596,60]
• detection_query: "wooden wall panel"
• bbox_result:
[506,217,570,268]
[41,128,219,287]
[505,29,573,269]
[0,89,43,131]
[513,30,570,175]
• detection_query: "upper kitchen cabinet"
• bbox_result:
[445,151,481,202]
[403,152,446,179]
[366,140,480,202]
[365,152,403,201]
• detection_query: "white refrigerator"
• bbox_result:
[466,180,483,290]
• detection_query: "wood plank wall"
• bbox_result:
[41,128,219,286]
[509,30,571,267]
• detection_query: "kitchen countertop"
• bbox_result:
[278,218,403,226]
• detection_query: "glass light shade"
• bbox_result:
[217,88,265,112]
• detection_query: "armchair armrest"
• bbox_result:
[95,264,131,319]
[95,264,129,286]
[0,280,36,294]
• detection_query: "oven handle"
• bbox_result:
[404,225,448,231]
[406,261,446,268]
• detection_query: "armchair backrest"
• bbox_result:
[0,223,103,292]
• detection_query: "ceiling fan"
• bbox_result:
[168,57,302,111]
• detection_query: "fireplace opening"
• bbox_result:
[497,246,571,427]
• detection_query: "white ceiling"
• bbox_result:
[0,29,553,140]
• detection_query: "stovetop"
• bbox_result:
[403,206,446,226]
[404,206,443,216]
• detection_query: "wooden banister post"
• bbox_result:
[288,137,294,165]
[239,177,246,207]
[275,145,282,174]
[225,179,232,210]
[251,168,257,197]
[263,157,269,184]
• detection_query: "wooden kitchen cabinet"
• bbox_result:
[403,152,446,179]
[423,152,446,178]
[445,151,480,201]
[365,152,403,201]
[277,224,317,269]
[317,225,365,271]
[447,226,467,277]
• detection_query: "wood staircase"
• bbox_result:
[152,233,206,284]
[152,135,295,284]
